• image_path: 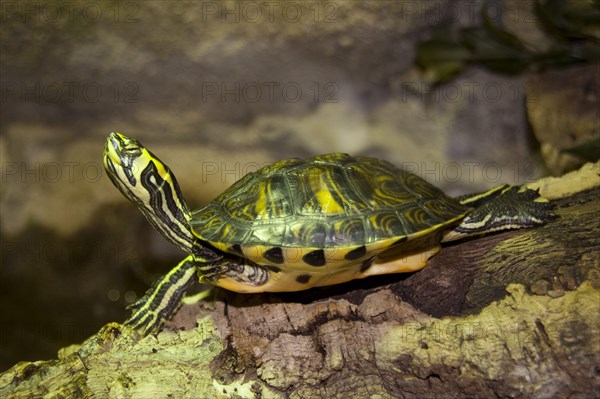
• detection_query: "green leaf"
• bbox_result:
[562,0,600,27]
[481,5,529,51]
[460,27,533,74]
[415,39,472,83]
[562,137,600,162]
[535,0,600,40]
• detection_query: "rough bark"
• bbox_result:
[1,162,599,399]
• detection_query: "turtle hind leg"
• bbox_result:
[444,186,556,242]
[125,255,197,336]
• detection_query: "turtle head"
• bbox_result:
[104,132,163,190]
[104,132,194,252]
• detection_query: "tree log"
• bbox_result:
[1,162,599,399]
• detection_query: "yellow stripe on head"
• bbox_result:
[103,132,194,252]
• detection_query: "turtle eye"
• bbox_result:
[117,135,142,151]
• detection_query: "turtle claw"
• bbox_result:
[124,306,164,336]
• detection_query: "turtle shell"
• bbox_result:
[190,153,469,275]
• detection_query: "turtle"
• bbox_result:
[103,132,555,336]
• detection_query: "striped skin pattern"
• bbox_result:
[125,256,197,335]
[447,185,556,240]
[104,133,194,253]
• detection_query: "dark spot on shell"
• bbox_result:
[303,249,326,266]
[263,247,284,264]
[391,236,408,246]
[265,265,281,273]
[296,274,312,284]
[229,244,243,255]
[345,245,366,261]
[360,257,374,273]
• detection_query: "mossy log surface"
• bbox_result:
[1,163,599,399]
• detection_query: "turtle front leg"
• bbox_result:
[125,254,271,335]
[125,255,197,336]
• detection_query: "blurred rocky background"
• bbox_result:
[0,0,598,370]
